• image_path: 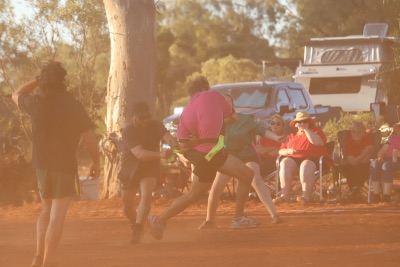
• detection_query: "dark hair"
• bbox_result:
[37,60,67,94]
[131,101,150,116]
[187,76,210,96]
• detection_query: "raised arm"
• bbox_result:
[12,79,38,106]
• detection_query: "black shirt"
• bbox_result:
[118,120,167,185]
[18,93,93,174]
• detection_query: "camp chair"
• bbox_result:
[366,132,400,203]
[274,141,336,202]
[336,130,381,201]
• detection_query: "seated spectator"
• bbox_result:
[273,112,329,204]
[255,114,287,175]
[339,122,373,203]
[370,121,400,203]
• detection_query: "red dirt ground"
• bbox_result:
[1,197,400,267]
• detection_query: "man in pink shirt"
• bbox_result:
[147,76,254,240]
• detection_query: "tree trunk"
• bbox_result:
[102,0,156,198]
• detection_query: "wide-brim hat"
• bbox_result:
[289,111,316,127]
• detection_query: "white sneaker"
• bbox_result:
[231,215,260,229]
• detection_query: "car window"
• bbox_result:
[215,87,269,108]
[276,89,290,109]
[290,89,308,109]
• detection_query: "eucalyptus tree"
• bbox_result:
[102,0,157,198]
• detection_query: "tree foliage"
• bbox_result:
[156,0,277,115]
[269,0,400,57]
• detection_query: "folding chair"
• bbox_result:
[262,170,278,198]
[274,141,336,202]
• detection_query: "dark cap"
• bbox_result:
[131,102,150,116]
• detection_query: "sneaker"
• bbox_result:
[130,224,144,245]
[231,215,260,229]
[198,220,217,230]
[296,196,310,204]
[370,194,381,203]
[272,196,286,204]
[382,194,392,203]
[271,215,283,224]
[147,214,166,240]
[31,255,43,267]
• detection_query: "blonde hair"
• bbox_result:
[270,114,285,127]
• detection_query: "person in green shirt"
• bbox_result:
[199,95,284,229]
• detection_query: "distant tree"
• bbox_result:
[157,0,277,116]
[200,55,261,85]
[269,0,400,57]
[1,0,109,131]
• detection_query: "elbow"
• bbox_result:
[11,93,19,106]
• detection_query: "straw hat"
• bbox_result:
[289,111,316,127]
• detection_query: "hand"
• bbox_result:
[88,163,100,179]
[291,148,298,155]
[295,122,309,131]
[161,149,173,159]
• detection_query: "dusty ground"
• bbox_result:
[1,197,400,267]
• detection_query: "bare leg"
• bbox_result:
[247,161,277,217]
[279,157,298,201]
[42,197,71,267]
[158,174,212,224]
[35,198,52,259]
[136,177,156,224]
[121,186,139,225]
[299,160,317,200]
[206,172,231,222]
[217,154,253,219]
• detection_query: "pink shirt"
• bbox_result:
[177,90,233,153]
[384,134,400,159]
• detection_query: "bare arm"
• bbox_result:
[279,148,297,156]
[130,145,171,161]
[377,144,389,162]
[298,125,324,146]
[12,79,38,106]
[81,130,101,178]
[346,145,373,165]
[263,129,286,143]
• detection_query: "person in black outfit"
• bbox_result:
[118,101,178,244]
[12,60,100,267]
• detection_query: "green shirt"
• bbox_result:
[225,113,266,160]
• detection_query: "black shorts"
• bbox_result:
[286,157,329,171]
[184,149,228,183]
